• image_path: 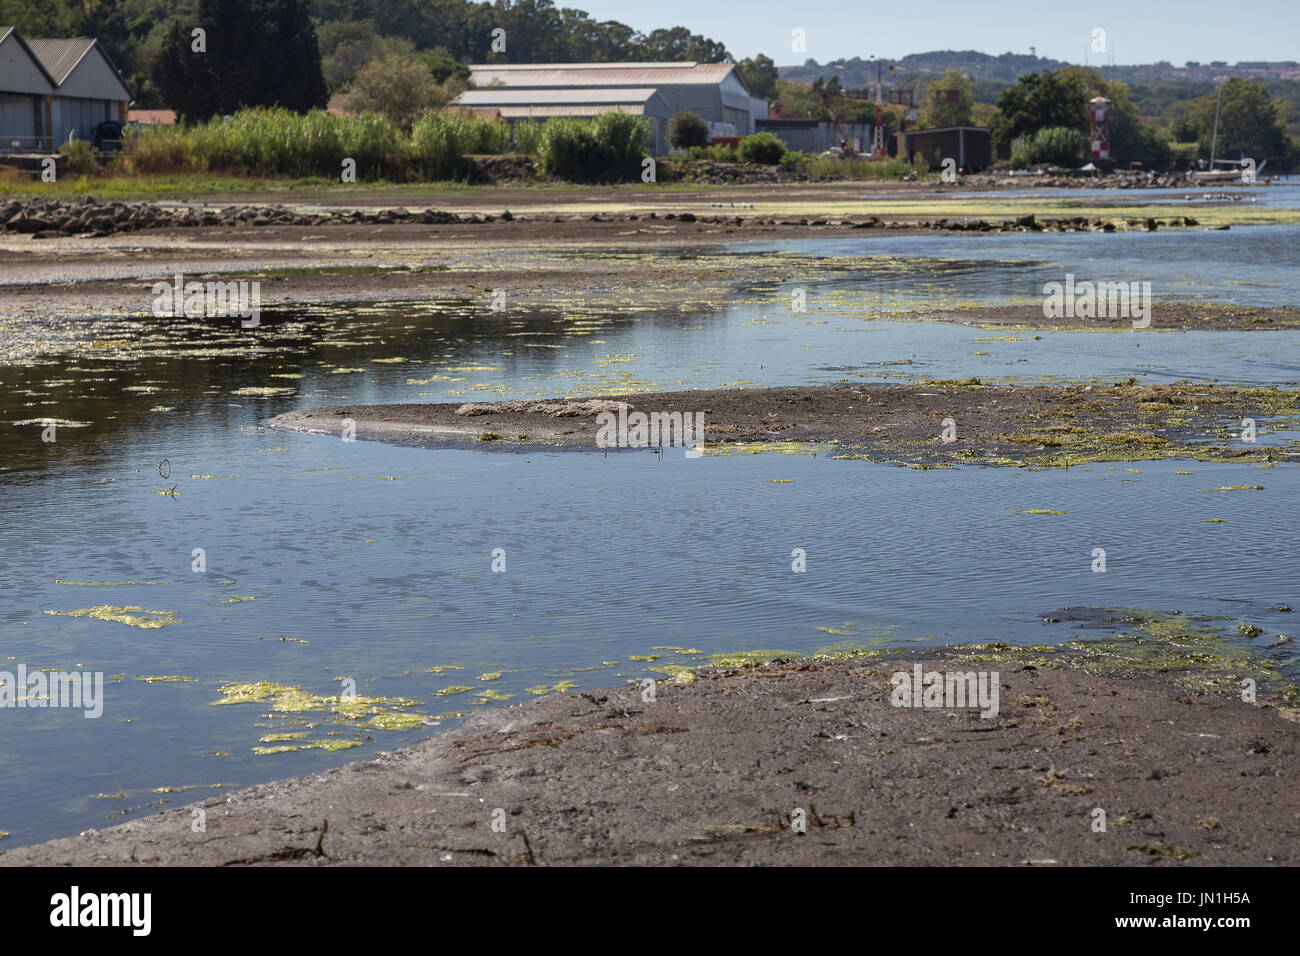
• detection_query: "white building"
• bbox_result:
[462,62,756,141]
[0,27,132,153]
[0,26,55,152]
[456,87,672,154]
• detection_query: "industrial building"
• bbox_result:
[0,26,132,153]
[756,118,876,154]
[894,126,994,172]
[455,86,672,154]
[459,62,765,141]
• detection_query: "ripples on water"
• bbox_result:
[0,232,1296,848]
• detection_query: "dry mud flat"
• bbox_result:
[269,381,1300,467]
[3,656,1297,866]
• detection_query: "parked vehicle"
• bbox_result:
[91,120,125,152]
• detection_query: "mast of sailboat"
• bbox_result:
[1209,82,1223,168]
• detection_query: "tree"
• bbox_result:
[738,54,778,100]
[1189,77,1289,160]
[637,26,730,63]
[918,70,974,128]
[339,53,466,128]
[153,0,327,121]
[318,21,415,93]
[670,111,710,149]
[991,70,1089,146]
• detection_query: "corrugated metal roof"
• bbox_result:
[495,105,650,118]
[458,87,660,106]
[26,37,96,85]
[469,62,738,88]
[0,26,59,88]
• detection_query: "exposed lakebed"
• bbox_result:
[1,233,1296,849]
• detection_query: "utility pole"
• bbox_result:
[873,58,884,157]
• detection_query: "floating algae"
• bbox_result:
[525,680,578,695]
[137,675,197,683]
[43,605,179,628]
[53,579,166,587]
[1012,509,1067,515]
[252,739,363,755]
[367,711,427,730]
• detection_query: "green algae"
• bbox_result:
[43,605,179,629]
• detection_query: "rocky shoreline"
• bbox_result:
[0,196,1222,240]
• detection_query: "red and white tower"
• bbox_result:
[1088,96,1111,161]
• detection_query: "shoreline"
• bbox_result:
[268,382,1300,468]
[3,649,1296,865]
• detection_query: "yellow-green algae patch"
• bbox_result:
[940,608,1299,704]
[252,739,363,755]
[211,680,426,727]
[43,605,179,628]
[525,680,578,695]
[367,711,427,730]
[54,579,166,586]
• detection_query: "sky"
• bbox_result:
[567,0,1298,65]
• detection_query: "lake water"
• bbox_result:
[1,226,1297,849]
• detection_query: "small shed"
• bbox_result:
[895,126,993,172]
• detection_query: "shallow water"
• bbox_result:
[1,235,1297,849]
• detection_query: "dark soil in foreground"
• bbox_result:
[4,656,1296,866]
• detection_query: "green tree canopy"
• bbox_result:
[918,70,974,128]
[1189,77,1289,159]
[990,70,1089,145]
[738,54,778,100]
[338,53,467,128]
[153,0,327,121]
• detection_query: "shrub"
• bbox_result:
[686,144,738,162]
[406,111,505,178]
[737,131,787,164]
[512,119,542,155]
[338,112,402,178]
[537,111,649,180]
[1010,126,1082,168]
[58,138,96,175]
[670,111,710,149]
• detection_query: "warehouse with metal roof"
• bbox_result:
[0,27,132,154]
[460,62,764,140]
[455,87,671,153]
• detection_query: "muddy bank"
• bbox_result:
[270,382,1300,468]
[3,652,1296,866]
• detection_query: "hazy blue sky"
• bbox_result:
[569,0,1296,65]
